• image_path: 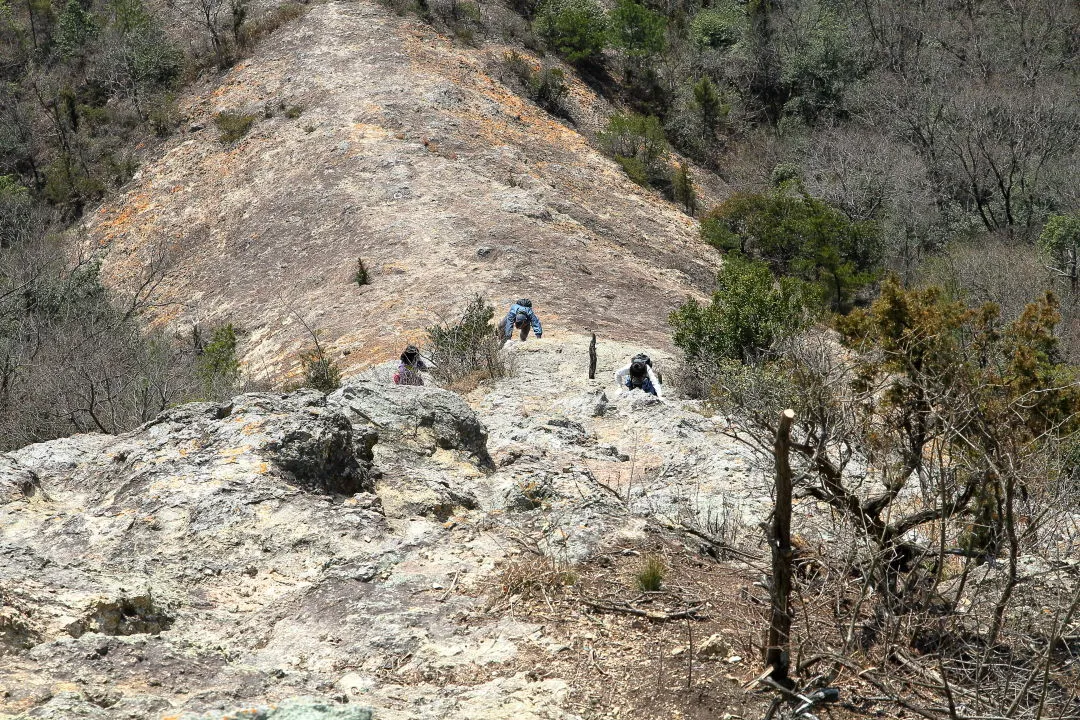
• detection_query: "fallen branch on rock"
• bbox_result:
[578,597,708,621]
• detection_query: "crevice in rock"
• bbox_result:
[67,594,175,638]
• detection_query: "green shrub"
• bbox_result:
[503,49,534,82]
[502,52,569,118]
[615,155,648,186]
[701,190,881,311]
[664,77,729,162]
[672,162,696,216]
[196,324,241,400]
[670,255,816,367]
[608,0,666,59]
[43,154,106,210]
[598,113,670,189]
[533,0,607,65]
[146,93,179,136]
[214,111,257,143]
[1038,213,1080,297]
[636,554,665,592]
[689,5,744,50]
[531,66,569,116]
[426,294,510,387]
[779,7,862,123]
[54,0,98,56]
[301,348,342,393]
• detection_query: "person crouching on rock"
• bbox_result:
[503,298,543,343]
[393,345,427,386]
[614,353,662,398]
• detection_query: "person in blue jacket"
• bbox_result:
[503,298,543,342]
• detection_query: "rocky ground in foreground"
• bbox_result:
[0,336,775,720]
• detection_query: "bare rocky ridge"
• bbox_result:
[84,0,721,380]
[0,336,766,719]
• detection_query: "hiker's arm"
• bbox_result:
[503,310,515,338]
[613,365,630,385]
[647,366,663,398]
[531,311,542,338]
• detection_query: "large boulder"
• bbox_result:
[330,380,493,469]
[141,390,375,496]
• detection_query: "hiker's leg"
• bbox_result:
[519,324,530,341]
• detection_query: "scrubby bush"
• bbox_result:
[502,52,570,118]
[214,111,257,143]
[1039,212,1080,298]
[196,324,241,400]
[672,162,696,216]
[300,345,342,393]
[689,4,744,50]
[779,7,863,123]
[533,0,607,65]
[426,294,510,388]
[531,66,569,116]
[670,254,816,371]
[598,113,670,190]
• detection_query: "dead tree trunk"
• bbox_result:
[765,408,795,685]
[588,333,597,380]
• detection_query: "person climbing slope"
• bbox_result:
[503,298,543,343]
[614,353,662,397]
[393,344,427,386]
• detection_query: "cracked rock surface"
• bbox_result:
[0,336,764,719]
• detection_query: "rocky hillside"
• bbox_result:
[1,337,772,719]
[83,0,721,379]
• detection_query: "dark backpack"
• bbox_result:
[632,353,652,368]
[625,372,657,396]
[516,298,533,308]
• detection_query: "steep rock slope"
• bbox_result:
[0,336,765,719]
[85,0,719,377]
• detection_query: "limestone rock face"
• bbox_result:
[330,380,493,469]
[0,337,767,719]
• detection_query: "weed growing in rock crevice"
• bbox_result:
[636,554,665,591]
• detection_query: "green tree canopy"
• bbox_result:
[701,190,881,310]
[609,0,666,59]
[533,0,608,65]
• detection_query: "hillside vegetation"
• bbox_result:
[0,0,1078,717]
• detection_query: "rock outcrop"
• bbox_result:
[0,335,769,719]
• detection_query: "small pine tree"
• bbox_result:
[354,257,370,286]
[197,324,241,400]
[691,76,724,140]
[302,348,342,393]
[673,162,696,216]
